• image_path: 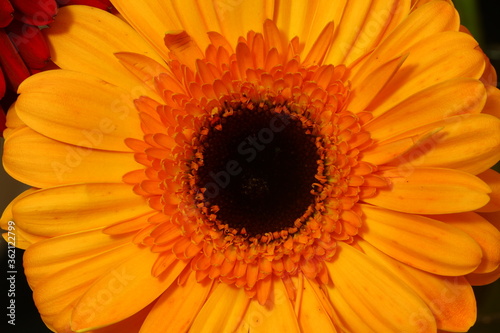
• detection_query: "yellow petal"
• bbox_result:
[386,114,500,175]
[71,248,186,331]
[3,127,139,187]
[432,212,500,274]
[325,242,436,332]
[190,282,251,332]
[140,273,213,333]
[45,6,163,101]
[366,78,487,141]
[16,70,142,151]
[476,169,500,212]
[236,277,300,333]
[360,205,482,275]
[12,183,150,237]
[24,229,132,289]
[365,167,491,214]
[358,239,477,332]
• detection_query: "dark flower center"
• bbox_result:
[195,104,320,236]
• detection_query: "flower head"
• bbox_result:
[2,0,500,332]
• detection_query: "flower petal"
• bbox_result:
[476,169,500,212]
[467,265,500,286]
[347,54,407,113]
[71,247,187,331]
[359,205,482,275]
[369,31,484,114]
[236,277,301,332]
[2,192,48,251]
[298,276,337,332]
[483,84,500,118]
[352,1,459,79]
[32,242,138,332]
[24,229,132,289]
[366,78,487,141]
[212,0,274,48]
[274,0,347,57]
[140,273,213,333]
[12,183,150,237]
[387,114,500,175]
[432,212,500,274]
[326,0,411,65]
[3,127,139,187]
[16,70,143,151]
[111,0,242,59]
[325,242,436,332]
[365,167,491,214]
[190,282,251,332]
[44,5,163,101]
[358,239,477,332]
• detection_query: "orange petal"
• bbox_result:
[365,167,491,214]
[298,276,337,332]
[365,78,487,141]
[483,84,500,118]
[358,239,477,332]
[16,70,143,151]
[274,0,347,58]
[3,127,140,187]
[236,277,301,332]
[325,242,436,332]
[466,264,500,286]
[369,31,484,114]
[476,169,500,212]
[71,248,187,331]
[32,242,138,332]
[432,212,500,274]
[110,0,183,60]
[24,229,132,289]
[359,205,482,275]
[140,272,213,332]
[1,188,42,249]
[114,52,171,93]
[348,54,407,113]
[44,5,164,101]
[12,183,151,237]
[386,114,500,175]
[352,1,459,79]
[190,282,251,332]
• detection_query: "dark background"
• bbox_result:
[2,0,500,332]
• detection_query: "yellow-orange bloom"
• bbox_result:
[2,0,500,332]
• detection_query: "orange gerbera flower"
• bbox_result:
[2,0,500,332]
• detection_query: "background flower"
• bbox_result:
[0,0,498,332]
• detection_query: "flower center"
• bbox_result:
[194,103,319,237]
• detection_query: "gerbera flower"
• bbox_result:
[2,0,500,332]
